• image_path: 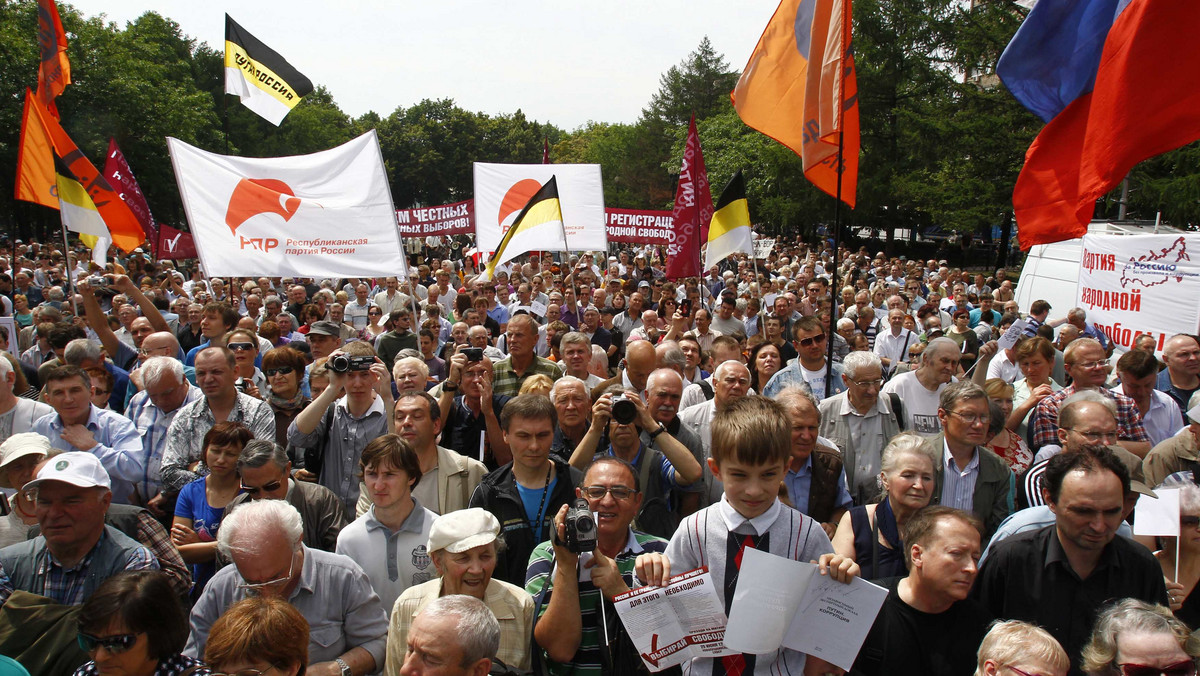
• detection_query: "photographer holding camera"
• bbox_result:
[525,456,670,675]
[568,383,702,538]
[288,341,394,519]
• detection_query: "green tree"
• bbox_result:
[643,36,740,128]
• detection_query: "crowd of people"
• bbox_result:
[0,236,1196,675]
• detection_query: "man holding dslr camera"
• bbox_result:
[568,383,702,538]
[289,341,394,519]
[525,456,669,675]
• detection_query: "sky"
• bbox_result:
[66,1,783,130]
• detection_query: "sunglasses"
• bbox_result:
[77,632,138,654]
[264,366,295,377]
[240,477,285,496]
[227,342,256,352]
[1118,661,1197,676]
[796,334,827,347]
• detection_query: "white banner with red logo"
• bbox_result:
[473,162,606,253]
[167,131,405,277]
[396,199,474,237]
[1076,234,1200,352]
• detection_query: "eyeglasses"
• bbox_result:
[1117,661,1197,676]
[1066,428,1118,443]
[581,485,637,501]
[1071,359,1108,370]
[1183,516,1200,529]
[948,410,990,425]
[228,342,256,352]
[797,334,827,347]
[77,632,138,654]
[240,473,287,496]
[264,366,294,377]
[237,550,298,592]
[849,378,884,389]
[1002,667,1042,676]
[137,346,169,356]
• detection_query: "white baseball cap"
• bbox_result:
[0,433,52,489]
[22,451,110,492]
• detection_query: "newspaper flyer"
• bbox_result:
[612,567,734,671]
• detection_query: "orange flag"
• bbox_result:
[30,90,144,252]
[36,0,71,114]
[732,0,859,208]
[14,90,57,209]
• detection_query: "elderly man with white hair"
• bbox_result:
[881,337,961,435]
[678,360,752,506]
[549,376,591,462]
[393,595,502,676]
[0,354,51,445]
[819,351,905,504]
[124,356,203,515]
[186,499,389,676]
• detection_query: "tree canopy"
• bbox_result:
[0,0,1195,246]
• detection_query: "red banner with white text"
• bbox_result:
[397,200,673,246]
[396,200,475,237]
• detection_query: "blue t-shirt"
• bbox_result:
[516,476,558,544]
[175,477,233,596]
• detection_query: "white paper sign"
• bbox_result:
[998,319,1028,350]
[1134,487,1180,537]
[753,237,776,259]
[725,547,888,671]
[529,300,547,317]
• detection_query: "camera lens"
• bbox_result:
[330,355,350,372]
[611,398,637,425]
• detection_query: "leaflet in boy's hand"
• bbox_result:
[725,547,888,671]
[612,567,734,672]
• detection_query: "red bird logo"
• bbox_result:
[497,179,543,231]
[225,178,302,234]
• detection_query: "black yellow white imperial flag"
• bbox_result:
[224,14,313,126]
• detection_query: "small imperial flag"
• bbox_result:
[55,156,112,263]
[224,14,313,126]
[484,176,565,280]
[703,170,753,271]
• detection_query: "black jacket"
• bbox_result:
[469,457,583,586]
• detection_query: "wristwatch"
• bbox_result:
[443,381,459,392]
[335,657,352,676]
[648,423,667,439]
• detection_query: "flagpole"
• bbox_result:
[59,221,78,316]
[824,4,851,399]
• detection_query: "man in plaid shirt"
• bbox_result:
[1029,338,1150,457]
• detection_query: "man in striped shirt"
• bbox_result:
[525,457,667,675]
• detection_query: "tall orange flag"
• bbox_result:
[24,90,145,252]
[732,0,859,208]
[14,90,57,209]
[36,0,71,114]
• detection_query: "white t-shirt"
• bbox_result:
[986,351,1022,384]
[881,371,951,435]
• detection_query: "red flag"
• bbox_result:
[732,0,859,208]
[36,0,71,114]
[33,89,145,253]
[542,138,550,164]
[666,116,714,280]
[103,139,158,252]
[1014,0,1200,249]
[156,224,198,260]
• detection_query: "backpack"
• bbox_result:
[887,392,905,431]
[633,447,680,539]
[697,380,715,401]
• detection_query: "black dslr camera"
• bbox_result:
[610,394,637,425]
[328,354,375,373]
[562,497,598,554]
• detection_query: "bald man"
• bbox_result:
[591,339,657,401]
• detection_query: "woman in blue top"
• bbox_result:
[171,421,252,599]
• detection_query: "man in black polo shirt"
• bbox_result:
[972,445,1168,675]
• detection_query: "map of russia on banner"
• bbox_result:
[1076,233,1200,353]
[168,130,405,278]
[473,162,606,253]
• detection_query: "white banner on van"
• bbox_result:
[1076,234,1200,353]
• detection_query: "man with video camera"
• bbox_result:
[525,456,671,676]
